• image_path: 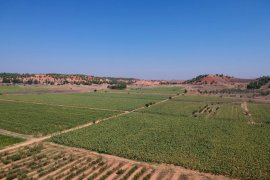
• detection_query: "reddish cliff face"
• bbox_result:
[200,75,233,84]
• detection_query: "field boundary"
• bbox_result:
[0,95,177,153]
[0,129,33,140]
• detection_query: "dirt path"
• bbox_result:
[241,102,256,124]
[0,95,178,154]
[0,94,232,179]
[0,98,125,113]
[0,129,33,140]
[241,102,249,113]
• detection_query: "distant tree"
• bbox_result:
[107,83,127,90]
[63,80,69,84]
[12,79,23,84]
[2,78,11,83]
[185,74,208,84]
[247,76,270,89]
[34,80,39,84]
[26,79,33,85]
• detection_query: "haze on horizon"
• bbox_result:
[0,0,269,80]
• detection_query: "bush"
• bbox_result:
[12,79,23,84]
[185,74,208,84]
[116,169,125,174]
[10,154,22,161]
[34,80,39,84]
[107,83,127,90]
[261,91,270,96]
[2,78,11,83]
[26,79,33,85]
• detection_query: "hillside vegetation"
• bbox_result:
[247,76,270,89]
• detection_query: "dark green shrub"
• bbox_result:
[107,83,127,90]
[116,169,125,174]
[247,76,270,89]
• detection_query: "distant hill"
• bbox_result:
[184,74,253,87]
[0,73,137,85]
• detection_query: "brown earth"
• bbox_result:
[0,142,231,180]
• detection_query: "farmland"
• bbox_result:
[0,86,269,179]
[0,100,119,136]
[140,100,204,117]
[50,98,270,179]
[174,95,240,103]
[0,92,169,111]
[0,142,224,180]
[106,86,184,95]
[249,103,270,124]
[0,135,23,149]
[0,85,50,93]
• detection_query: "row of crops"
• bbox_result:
[0,90,174,138]
[50,98,270,180]
[0,135,23,149]
[104,86,184,95]
[0,85,50,93]
[0,100,119,136]
[0,143,201,180]
[1,87,270,179]
[0,92,170,111]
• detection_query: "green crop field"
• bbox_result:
[174,95,240,102]
[0,93,168,111]
[140,99,245,121]
[50,98,270,179]
[0,85,49,93]
[107,86,184,94]
[212,104,246,122]
[140,100,204,117]
[129,86,183,93]
[1,89,269,179]
[249,103,270,124]
[0,100,119,136]
[0,135,24,149]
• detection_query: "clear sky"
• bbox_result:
[0,0,269,80]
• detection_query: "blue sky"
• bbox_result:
[0,0,269,80]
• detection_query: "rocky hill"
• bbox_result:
[184,74,252,88]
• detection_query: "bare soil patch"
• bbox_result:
[0,142,231,180]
